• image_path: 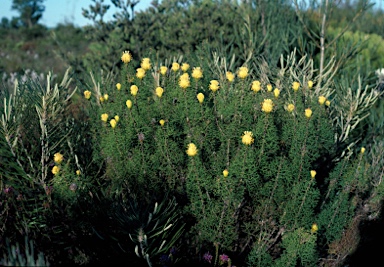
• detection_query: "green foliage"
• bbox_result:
[11,0,45,28]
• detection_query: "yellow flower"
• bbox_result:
[84,90,91,99]
[110,119,117,128]
[52,166,60,175]
[311,223,318,233]
[171,62,180,72]
[192,67,203,80]
[261,99,274,113]
[159,119,165,126]
[114,115,119,122]
[156,87,164,98]
[292,81,300,91]
[310,170,316,179]
[237,66,248,79]
[76,170,81,176]
[305,108,312,118]
[267,84,273,92]
[197,93,204,104]
[318,96,326,105]
[226,71,235,82]
[116,83,121,90]
[160,66,168,75]
[141,58,151,70]
[179,74,190,89]
[121,50,132,64]
[361,147,366,154]
[209,80,219,92]
[103,94,109,101]
[181,63,190,72]
[101,113,109,122]
[287,104,295,112]
[186,143,198,157]
[130,85,138,96]
[223,169,229,177]
[180,73,189,80]
[308,80,314,89]
[136,68,146,79]
[54,152,64,164]
[325,100,331,106]
[126,100,133,109]
[99,96,104,102]
[273,88,280,98]
[242,131,254,146]
[251,80,261,92]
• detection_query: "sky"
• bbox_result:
[0,0,154,28]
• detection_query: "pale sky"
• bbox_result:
[0,0,154,27]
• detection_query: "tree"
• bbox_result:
[11,0,45,28]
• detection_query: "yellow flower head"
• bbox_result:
[242,131,254,146]
[273,88,280,98]
[261,99,274,113]
[292,81,300,91]
[52,166,60,175]
[159,119,165,126]
[130,85,138,96]
[160,66,168,75]
[237,66,248,79]
[101,113,109,122]
[103,94,109,101]
[114,115,119,122]
[54,152,64,164]
[223,169,229,177]
[360,147,366,154]
[99,96,104,102]
[121,50,132,64]
[287,104,295,112]
[76,170,81,176]
[311,223,318,233]
[186,143,198,157]
[305,108,312,118]
[226,71,235,82]
[325,100,331,106]
[84,90,92,100]
[171,62,180,72]
[308,80,314,89]
[181,63,190,72]
[318,96,326,105]
[136,68,146,79]
[156,86,164,98]
[197,93,204,104]
[310,170,316,179]
[209,80,220,92]
[110,119,117,128]
[267,84,273,92]
[141,58,151,70]
[179,74,190,89]
[192,67,203,80]
[116,83,122,90]
[251,80,261,92]
[126,100,133,109]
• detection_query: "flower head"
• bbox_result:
[103,94,109,101]
[325,100,331,106]
[141,58,151,70]
[226,71,235,82]
[267,84,273,92]
[52,166,60,175]
[116,83,121,90]
[101,113,109,122]
[192,67,203,80]
[69,183,78,192]
[76,170,81,176]
[242,131,254,145]
[237,66,248,79]
[84,90,91,100]
[99,96,104,102]
[197,93,204,104]
[110,119,117,128]
[121,50,132,64]
[305,108,312,118]
[219,254,229,264]
[361,147,366,154]
[203,252,213,263]
[251,80,261,92]
[287,104,295,112]
[186,143,198,156]
[179,74,190,89]
[156,87,164,98]
[308,80,314,89]
[223,169,229,177]
[130,85,138,96]
[318,96,326,105]
[209,80,220,92]
[159,119,165,126]
[160,66,168,75]
[274,88,280,98]
[311,223,318,233]
[54,153,64,164]
[136,68,146,79]
[310,170,316,179]
[126,100,133,109]
[114,115,119,122]
[181,63,190,72]
[292,81,300,91]
[171,62,180,72]
[261,99,274,113]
